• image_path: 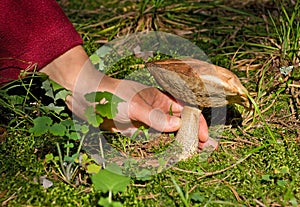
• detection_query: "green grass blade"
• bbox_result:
[171,175,189,207]
[247,94,276,143]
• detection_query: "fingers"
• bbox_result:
[120,87,183,132]
[93,82,183,134]
[129,96,182,132]
[198,114,209,143]
[137,87,183,116]
[198,137,219,150]
[149,108,182,132]
[197,114,219,150]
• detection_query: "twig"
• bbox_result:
[81,12,135,30]
[222,131,260,146]
[172,143,268,182]
[171,166,202,175]
[261,97,277,114]
[288,83,300,88]
[223,180,242,202]
[254,199,267,207]
[172,151,254,180]
[1,187,21,206]
[196,152,252,180]
[136,193,160,200]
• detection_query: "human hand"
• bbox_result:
[66,75,209,147]
[99,77,210,148]
[41,46,210,148]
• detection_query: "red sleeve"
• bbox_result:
[0,0,83,85]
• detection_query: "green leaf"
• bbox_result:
[111,201,123,207]
[135,169,152,180]
[87,163,101,174]
[64,155,75,163]
[277,180,287,187]
[79,124,89,134]
[45,153,54,163]
[59,112,70,118]
[105,163,123,175]
[80,153,89,164]
[279,166,290,174]
[84,92,124,125]
[49,123,66,136]
[54,156,59,161]
[85,91,123,104]
[96,103,115,119]
[95,98,123,119]
[84,91,110,103]
[261,174,271,181]
[64,143,74,149]
[8,95,25,105]
[50,80,65,92]
[111,95,124,105]
[61,119,74,127]
[84,106,104,127]
[68,132,81,140]
[90,54,101,65]
[190,192,205,202]
[42,79,54,99]
[29,116,53,136]
[92,169,130,194]
[54,90,72,102]
[98,197,110,207]
[73,123,83,131]
[45,103,65,114]
[98,197,123,207]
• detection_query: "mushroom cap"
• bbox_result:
[146,58,250,108]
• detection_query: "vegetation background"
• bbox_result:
[0,0,299,206]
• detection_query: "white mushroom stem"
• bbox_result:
[175,105,201,160]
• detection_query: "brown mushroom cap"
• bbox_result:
[146,58,250,109]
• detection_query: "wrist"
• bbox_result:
[40,45,103,91]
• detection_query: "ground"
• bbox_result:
[0,0,300,206]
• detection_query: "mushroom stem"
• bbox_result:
[175,105,201,160]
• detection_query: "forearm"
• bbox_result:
[40,45,123,122]
[40,46,108,92]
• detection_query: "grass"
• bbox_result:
[1,0,300,206]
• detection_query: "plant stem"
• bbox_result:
[99,135,105,168]
[56,143,67,180]
[66,141,70,157]
[108,190,112,204]
[76,133,86,155]
[0,94,33,122]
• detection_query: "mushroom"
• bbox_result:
[146,58,250,160]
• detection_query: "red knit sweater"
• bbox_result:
[0,0,83,85]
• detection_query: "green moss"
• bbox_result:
[1,0,300,206]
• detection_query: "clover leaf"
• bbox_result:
[29,116,53,136]
[92,169,130,194]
